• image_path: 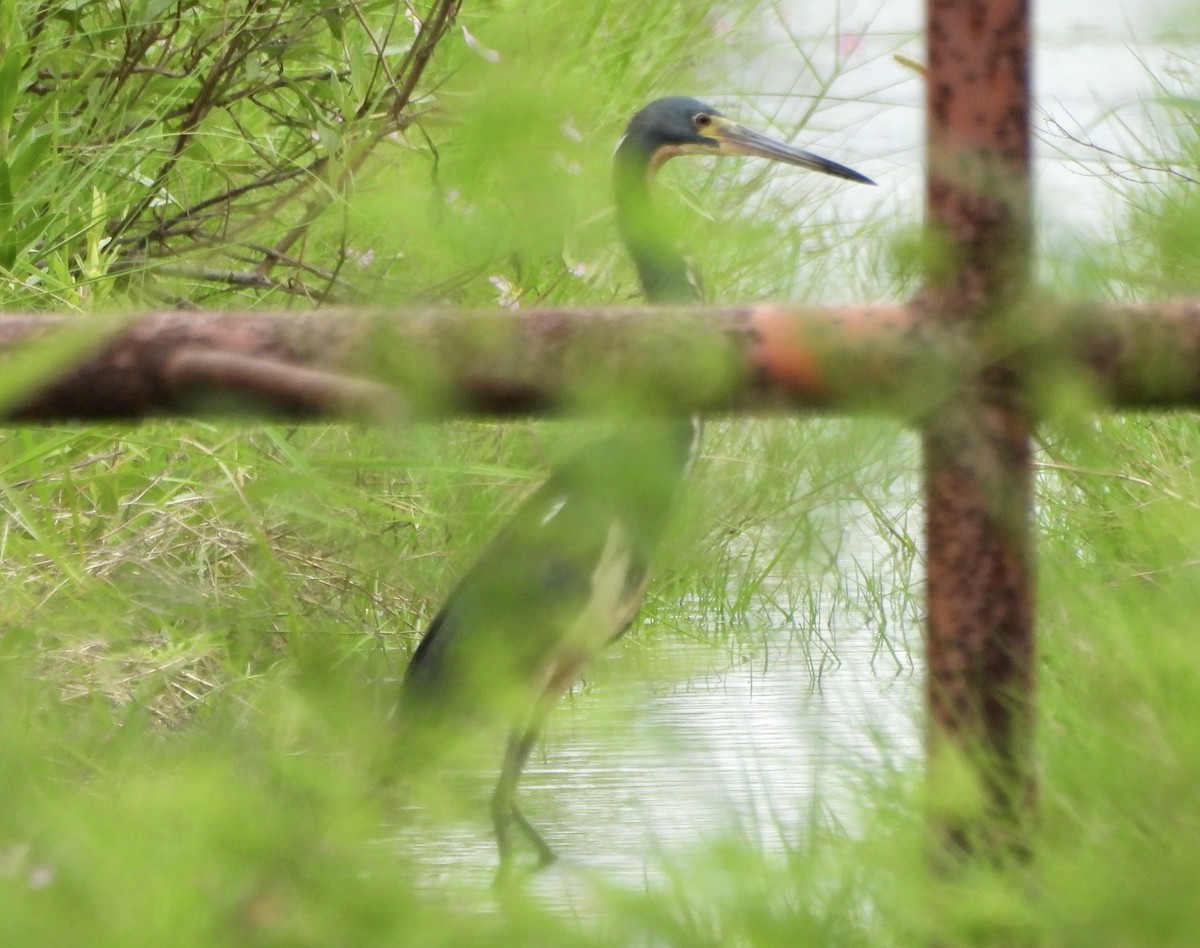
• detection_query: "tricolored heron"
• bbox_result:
[402,96,873,878]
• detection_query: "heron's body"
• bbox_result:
[401,96,872,878]
[403,419,699,718]
[401,419,698,869]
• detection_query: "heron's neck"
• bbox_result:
[613,139,697,304]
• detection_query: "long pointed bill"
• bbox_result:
[712,118,875,185]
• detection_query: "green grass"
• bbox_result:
[4,0,1200,944]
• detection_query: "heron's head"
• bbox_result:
[619,96,874,184]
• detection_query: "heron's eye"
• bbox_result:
[694,114,712,130]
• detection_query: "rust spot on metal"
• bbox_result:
[747,305,827,397]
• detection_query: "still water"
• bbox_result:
[407,0,1197,889]
[517,485,922,888]
[714,0,1196,295]
[403,451,924,891]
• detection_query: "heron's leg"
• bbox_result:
[492,715,556,879]
[491,729,526,875]
[511,804,555,866]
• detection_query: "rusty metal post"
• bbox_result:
[923,0,1035,858]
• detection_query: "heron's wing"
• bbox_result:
[404,478,626,695]
[402,420,696,717]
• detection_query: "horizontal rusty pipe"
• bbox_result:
[0,300,1198,423]
[0,302,1195,424]
[0,304,930,421]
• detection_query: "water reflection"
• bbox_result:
[545,651,913,866]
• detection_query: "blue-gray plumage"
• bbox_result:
[402,97,873,878]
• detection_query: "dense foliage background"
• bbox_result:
[1,0,1199,944]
